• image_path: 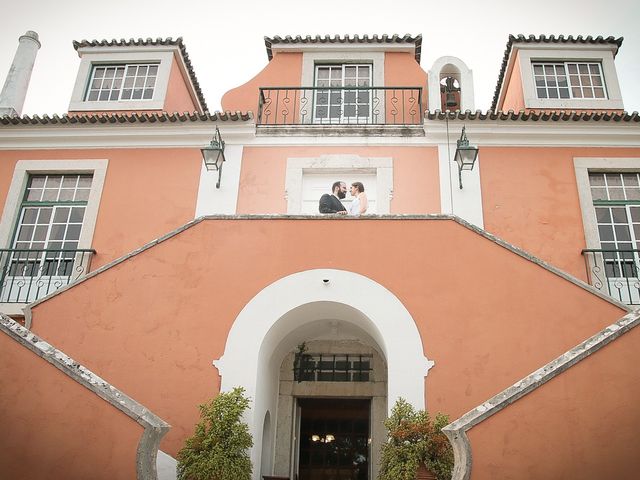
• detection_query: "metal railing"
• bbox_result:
[581,248,640,305]
[293,353,373,382]
[258,86,423,126]
[0,248,96,304]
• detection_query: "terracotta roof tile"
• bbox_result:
[264,34,422,62]
[490,35,623,111]
[0,111,252,125]
[72,37,208,112]
[426,109,639,122]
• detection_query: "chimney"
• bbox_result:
[0,31,41,117]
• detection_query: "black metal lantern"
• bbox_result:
[201,126,226,188]
[453,126,479,189]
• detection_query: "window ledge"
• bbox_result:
[0,303,27,317]
[525,98,624,110]
[256,124,425,137]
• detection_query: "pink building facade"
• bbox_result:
[0,32,639,480]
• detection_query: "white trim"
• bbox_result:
[212,268,434,480]
[574,157,640,250]
[274,43,413,56]
[516,46,623,110]
[302,51,385,89]
[438,143,484,227]
[195,145,243,216]
[1,120,639,149]
[284,155,392,214]
[428,56,475,112]
[0,159,107,314]
[0,159,107,250]
[69,48,176,112]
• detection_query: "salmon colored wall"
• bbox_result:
[221,53,303,114]
[385,52,428,114]
[0,149,201,268]
[29,218,626,456]
[481,147,640,279]
[0,331,141,479]
[500,51,525,112]
[468,324,640,479]
[163,57,198,113]
[237,146,440,214]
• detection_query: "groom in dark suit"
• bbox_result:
[319,181,348,214]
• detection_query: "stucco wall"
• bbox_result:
[467,323,640,480]
[28,217,626,458]
[0,329,142,480]
[0,148,201,268]
[480,147,640,279]
[384,52,428,113]
[163,58,198,113]
[236,146,440,214]
[499,51,525,112]
[221,52,303,114]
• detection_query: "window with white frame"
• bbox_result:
[589,172,640,278]
[85,64,158,102]
[532,62,606,100]
[0,174,93,303]
[314,64,372,122]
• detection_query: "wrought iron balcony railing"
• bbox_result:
[581,248,640,305]
[293,353,373,383]
[0,248,96,304]
[258,86,423,126]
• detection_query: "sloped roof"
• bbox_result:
[0,111,252,125]
[264,34,422,62]
[426,109,639,122]
[491,34,624,111]
[73,37,208,112]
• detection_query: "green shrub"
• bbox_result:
[177,387,253,480]
[379,398,454,480]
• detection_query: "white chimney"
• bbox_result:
[0,31,41,117]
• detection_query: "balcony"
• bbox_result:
[0,248,96,304]
[581,248,640,305]
[257,86,423,127]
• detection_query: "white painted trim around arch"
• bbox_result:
[428,56,475,112]
[212,268,433,479]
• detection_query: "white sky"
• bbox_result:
[0,0,639,115]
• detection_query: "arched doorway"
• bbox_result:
[213,269,434,480]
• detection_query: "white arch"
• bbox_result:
[213,269,434,479]
[428,55,475,112]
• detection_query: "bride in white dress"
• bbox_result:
[348,182,368,216]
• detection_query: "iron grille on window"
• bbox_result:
[293,353,373,382]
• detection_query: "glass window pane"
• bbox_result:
[75,189,90,201]
[594,88,605,98]
[43,189,58,201]
[34,225,48,241]
[631,207,640,222]
[615,225,631,241]
[66,225,82,240]
[59,189,74,201]
[50,224,66,240]
[70,207,85,223]
[591,187,607,200]
[22,208,38,224]
[595,207,611,223]
[612,207,628,223]
[609,188,625,200]
[38,208,52,223]
[578,64,589,74]
[26,188,42,201]
[598,225,614,241]
[53,207,70,223]
[533,65,543,75]
[568,64,578,74]
[607,174,623,186]
[17,225,34,241]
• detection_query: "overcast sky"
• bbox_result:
[1,0,638,115]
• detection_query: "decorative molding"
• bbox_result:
[0,313,170,480]
[442,309,640,480]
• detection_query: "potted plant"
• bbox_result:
[177,387,253,480]
[379,398,454,480]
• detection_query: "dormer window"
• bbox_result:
[85,64,158,102]
[532,62,606,100]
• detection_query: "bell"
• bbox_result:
[445,92,458,107]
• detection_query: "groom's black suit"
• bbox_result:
[319,194,347,214]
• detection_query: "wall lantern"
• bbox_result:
[201,126,226,188]
[453,126,479,189]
